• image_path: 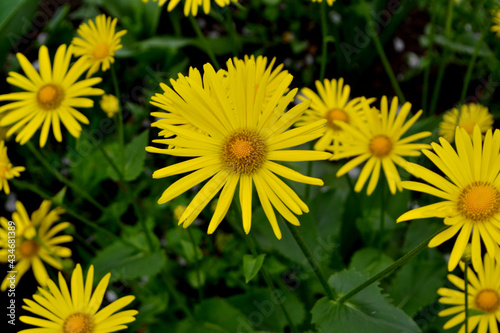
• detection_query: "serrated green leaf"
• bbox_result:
[243,254,266,283]
[311,269,421,333]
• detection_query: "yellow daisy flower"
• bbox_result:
[100,94,120,118]
[147,58,331,239]
[331,96,431,195]
[71,14,127,78]
[437,254,500,333]
[492,9,500,38]
[143,0,234,16]
[397,127,500,271]
[296,78,374,151]
[0,140,25,195]
[310,0,336,5]
[0,45,104,147]
[439,103,494,143]
[0,200,72,291]
[19,264,138,333]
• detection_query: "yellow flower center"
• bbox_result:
[221,129,267,175]
[369,135,393,157]
[475,289,500,313]
[93,43,109,60]
[0,164,8,178]
[37,84,64,110]
[457,182,500,222]
[325,108,349,130]
[63,313,94,333]
[460,121,475,135]
[19,240,40,258]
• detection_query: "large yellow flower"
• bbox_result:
[71,14,127,78]
[492,9,500,38]
[437,254,500,333]
[0,200,72,291]
[147,58,331,239]
[331,96,431,195]
[0,45,104,147]
[0,140,25,194]
[439,103,493,143]
[397,127,500,271]
[19,264,137,333]
[142,0,235,16]
[297,78,374,151]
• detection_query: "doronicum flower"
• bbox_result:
[147,58,331,239]
[0,200,72,291]
[492,9,500,38]
[19,264,137,333]
[71,14,127,78]
[331,96,431,195]
[0,45,104,147]
[310,0,336,5]
[397,127,500,271]
[296,78,374,151]
[100,94,120,118]
[439,103,493,143]
[0,140,25,194]
[437,254,500,332]
[142,0,235,16]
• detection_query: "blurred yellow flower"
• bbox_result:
[332,96,431,195]
[142,0,235,16]
[437,254,500,332]
[0,140,25,194]
[19,264,137,333]
[398,127,500,271]
[0,200,72,291]
[492,9,500,38]
[439,103,493,143]
[72,14,127,78]
[100,94,120,118]
[311,0,336,5]
[0,45,104,147]
[147,57,330,239]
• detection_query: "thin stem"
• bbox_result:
[285,222,336,300]
[187,228,204,302]
[337,226,448,303]
[25,141,105,212]
[464,263,469,333]
[378,179,385,246]
[422,1,436,114]
[189,15,221,69]
[319,0,328,81]
[110,66,125,175]
[223,10,239,57]
[363,3,406,104]
[459,36,484,105]
[161,268,195,318]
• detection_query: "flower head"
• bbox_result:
[310,0,336,5]
[437,254,500,332]
[492,9,500,38]
[331,96,431,195]
[147,57,331,239]
[71,14,127,78]
[0,140,25,194]
[19,264,137,333]
[142,0,235,16]
[439,103,493,142]
[0,45,104,147]
[297,78,374,151]
[0,200,72,291]
[100,94,120,118]
[397,127,500,271]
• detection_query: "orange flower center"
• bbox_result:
[37,84,63,110]
[458,182,500,222]
[221,129,267,175]
[369,135,393,158]
[19,240,40,258]
[460,121,475,135]
[475,289,500,313]
[325,108,349,130]
[63,313,94,333]
[0,164,8,178]
[93,43,109,60]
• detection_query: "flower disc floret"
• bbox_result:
[475,289,500,313]
[221,130,267,175]
[457,182,500,222]
[63,313,94,333]
[37,84,64,110]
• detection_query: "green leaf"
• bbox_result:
[52,187,67,207]
[180,239,203,263]
[349,248,394,277]
[243,254,266,283]
[107,130,149,182]
[311,269,421,333]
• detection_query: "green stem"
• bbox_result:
[25,141,105,212]
[161,268,194,318]
[459,36,484,105]
[223,10,240,57]
[363,3,406,104]
[422,2,436,114]
[319,0,328,81]
[428,0,454,115]
[464,263,469,333]
[378,179,385,246]
[189,15,221,69]
[11,178,142,252]
[285,222,336,300]
[110,66,125,175]
[337,226,447,303]
[187,228,204,302]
